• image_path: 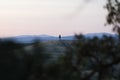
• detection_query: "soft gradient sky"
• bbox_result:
[0,0,113,37]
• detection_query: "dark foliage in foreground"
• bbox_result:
[106,0,120,35]
[0,34,120,80]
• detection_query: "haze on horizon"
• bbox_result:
[0,0,113,37]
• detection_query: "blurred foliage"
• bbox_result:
[0,34,120,80]
[0,1,120,80]
[106,0,120,35]
[62,34,120,80]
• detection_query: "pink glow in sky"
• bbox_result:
[0,0,113,37]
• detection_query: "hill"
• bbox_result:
[0,33,116,43]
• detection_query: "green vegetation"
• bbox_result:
[1,0,120,80]
[0,34,120,80]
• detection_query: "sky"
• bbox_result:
[0,0,113,37]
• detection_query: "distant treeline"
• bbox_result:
[0,34,120,80]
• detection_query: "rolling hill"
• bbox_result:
[0,33,116,43]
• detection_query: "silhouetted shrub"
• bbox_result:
[0,35,120,80]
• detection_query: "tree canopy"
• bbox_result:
[106,0,120,34]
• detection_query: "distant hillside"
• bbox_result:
[0,33,117,43]
[85,33,115,38]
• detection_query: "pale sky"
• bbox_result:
[0,0,113,37]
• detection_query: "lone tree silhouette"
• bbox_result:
[59,35,62,40]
